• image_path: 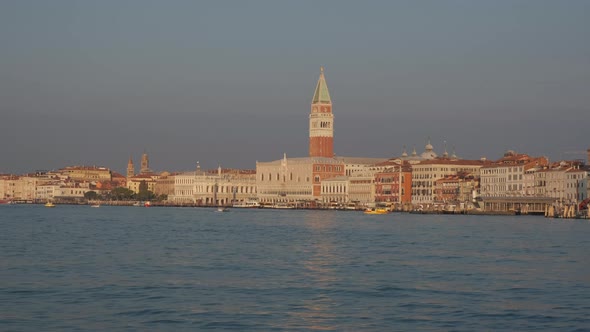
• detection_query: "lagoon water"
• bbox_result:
[1,205,590,331]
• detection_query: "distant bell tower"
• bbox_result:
[126,156,134,178]
[140,152,150,174]
[309,66,334,158]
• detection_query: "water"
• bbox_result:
[1,205,590,331]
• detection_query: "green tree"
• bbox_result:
[110,187,135,200]
[137,181,151,201]
[84,191,98,200]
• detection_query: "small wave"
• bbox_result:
[116,309,177,317]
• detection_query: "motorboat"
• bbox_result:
[45,202,56,208]
[364,208,389,215]
[91,204,100,208]
[217,207,230,212]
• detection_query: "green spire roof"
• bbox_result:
[312,66,331,104]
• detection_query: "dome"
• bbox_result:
[421,151,438,160]
[425,138,434,151]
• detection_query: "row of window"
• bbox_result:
[260,173,311,183]
[314,165,343,172]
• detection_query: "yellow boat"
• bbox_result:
[45,202,55,208]
[364,208,389,215]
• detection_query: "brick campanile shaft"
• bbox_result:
[309,67,334,158]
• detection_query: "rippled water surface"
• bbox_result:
[1,205,590,331]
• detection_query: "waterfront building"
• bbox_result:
[538,161,586,203]
[257,154,344,204]
[565,166,588,203]
[480,151,549,198]
[256,68,346,204]
[127,173,160,194]
[433,172,478,205]
[154,172,176,197]
[35,182,60,202]
[0,172,56,201]
[412,158,487,205]
[479,151,552,212]
[193,167,257,206]
[169,172,195,204]
[56,181,90,202]
[374,161,412,205]
[0,175,21,200]
[348,175,376,206]
[320,176,349,204]
[168,165,257,205]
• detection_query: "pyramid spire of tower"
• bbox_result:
[312,66,332,104]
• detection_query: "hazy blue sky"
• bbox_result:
[1,1,589,174]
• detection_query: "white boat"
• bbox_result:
[232,198,260,208]
[273,203,294,209]
[217,207,229,212]
[91,204,100,208]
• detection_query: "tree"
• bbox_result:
[137,181,153,201]
[110,187,135,200]
[84,191,98,200]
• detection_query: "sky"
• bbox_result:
[1,0,589,174]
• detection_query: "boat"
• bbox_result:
[132,201,142,207]
[217,207,230,212]
[0,199,13,205]
[273,203,295,209]
[144,201,151,207]
[45,202,56,208]
[345,203,358,210]
[91,204,100,208]
[364,208,389,215]
[232,198,261,208]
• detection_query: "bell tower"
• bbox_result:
[140,152,150,174]
[309,67,334,158]
[126,156,134,178]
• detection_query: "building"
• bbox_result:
[168,165,257,205]
[347,175,376,206]
[433,172,478,204]
[320,176,349,204]
[412,158,487,205]
[257,154,344,204]
[374,161,412,205]
[154,172,176,197]
[127,173,160,194]
[256,68,346,204]
[169,172,196,204]
[193,167,257,206]
[59,166,113,182]
[480,151,548,198]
